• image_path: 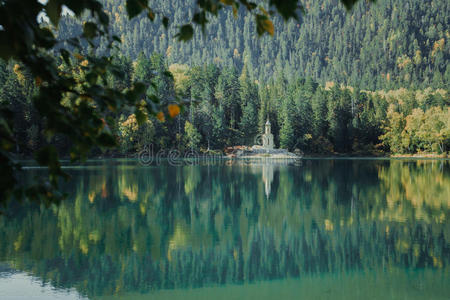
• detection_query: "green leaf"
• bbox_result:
[193,12,208,31]
[148,94,160,104]
[340,0,360,10]
[147,8,155,21]
[240,0,257,10]
[34,146,68,185]
[163,71,174,79]
[255,14,274,36]
[269,0,299,20]
[135,109,147,126]
[162,17,169,28]
[83,22,97,39]
[35,146,58,167]
[133,82,147,96]
[46,0,62,26]
[177,24,194,42]
[86,72,98,85]
[97,133,117,147]
[37,27,57,49]
[126,82,147,103]
[98,11,109,26]
[220,0,235,5]
[126,0,147,18]
[0,107,15,151]
[0,32,13,60]
[60,49,71,66]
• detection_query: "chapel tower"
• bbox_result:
[262,119,274,150]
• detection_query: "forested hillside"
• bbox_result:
[0,0,449,157]
[73,0,450,90]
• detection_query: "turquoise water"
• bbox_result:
[0,159,449,299]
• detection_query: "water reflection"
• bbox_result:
[0,159,449,298]
[261,163,274,199]
[0,269,86,300]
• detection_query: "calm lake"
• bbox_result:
[0,159,449,299]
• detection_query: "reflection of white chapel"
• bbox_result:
[262,119,274,150]
[262,163,274,199]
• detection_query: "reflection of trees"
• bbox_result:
[378,160,449,222]
[0,160,448,297]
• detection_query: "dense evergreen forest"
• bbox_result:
[0,0,449,156]
[95,0,449,90]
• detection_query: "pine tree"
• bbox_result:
[279,97,296,150]
[212,104,227,149]
[239,101,258,145]
[184,121,201,150]
[327,87,353,153]
[238,64,259,144]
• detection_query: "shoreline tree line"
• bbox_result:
[1,53,448,156]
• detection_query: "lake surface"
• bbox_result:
[0,159,449,299]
